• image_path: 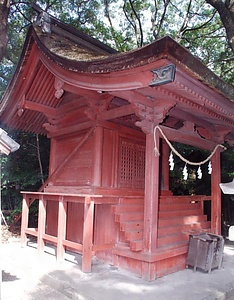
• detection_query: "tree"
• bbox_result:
[205,0,234,52]
[0,1,234,83]
[1,126,50,223]
[0,0,10,62]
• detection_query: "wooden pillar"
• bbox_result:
[142,130,160,280]
[93,126,103,186]
[20,194,29,247]
[82,196,94,273]
[37,195,47,254]
[143,130,160,252]
[211,149,222,235]
[57,196,67,262]
[161,140,170,193]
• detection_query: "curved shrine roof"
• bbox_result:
[0,11,233,146]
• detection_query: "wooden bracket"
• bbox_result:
[54,78,64,99]
[213,126,232,144]
[17,95,26,117]
[134,101,176,134]
[85,94,113,120]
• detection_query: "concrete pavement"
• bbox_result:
[2,240,234,300]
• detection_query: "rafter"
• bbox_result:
[23,100,57,116]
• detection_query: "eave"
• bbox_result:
[0,23,233,147]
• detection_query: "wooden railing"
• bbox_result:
[20,191,118,273]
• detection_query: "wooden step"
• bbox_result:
[130,239,143,252]
[119,197,144,205]
[120,220,144,231]
[157,233,188,247]
[111,204,144,214]
[160,195,208,204]
[157,240,188,254]
[129,238,189,253]
[159,215,207,227]
[158,221,211,236]
[115,212,144,222]
[125,222,211,242]
[125,229,143,240]
[113,241,188,262]
[159,203,201,211]
[159,209,203,218]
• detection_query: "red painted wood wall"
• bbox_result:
[45,123,146,258]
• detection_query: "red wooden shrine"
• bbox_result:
[1,9,234,281]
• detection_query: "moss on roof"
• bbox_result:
[35,27,110,62]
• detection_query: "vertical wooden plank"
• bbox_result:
[112,130,119,188]
[102,128,116,188]
[57,196,67,262]
[49,138,57,176]
[92,126,103,186]
[143,131,160,255]
[82,196,94,273]
[142,261,156,281]
[20,194,29,247]
[161,140,170,192]
[211,149,221,234]
[37,195,47,254]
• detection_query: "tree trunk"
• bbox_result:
[205,0,234,53]
[0,0,10,62]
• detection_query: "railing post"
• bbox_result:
[57,196,67,262]
[82,196,94,273]
[20,193,29,247]
[37,195,46,254]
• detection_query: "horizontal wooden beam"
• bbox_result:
[63,239,83,252]
[169,107,214,131]
[110,90,155,108]
[99,104,134,120]
[57,97,88,114]
[158,125,217,150]
[24,100,57,116]
[45,120,96,138]
[63,82,102,100]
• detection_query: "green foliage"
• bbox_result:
[0,0,233,91]
[221,145,234,181]
[1,126,50,211]
[169,143,212,196]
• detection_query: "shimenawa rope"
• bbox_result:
[153,125,226,166]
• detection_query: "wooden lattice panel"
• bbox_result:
[119,138,145,189]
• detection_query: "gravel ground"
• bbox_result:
[1,225,21,244]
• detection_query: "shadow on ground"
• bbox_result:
[2,270,19,282]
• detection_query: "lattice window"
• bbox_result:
[119,138,145,189]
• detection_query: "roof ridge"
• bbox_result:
[31,3,118,55]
